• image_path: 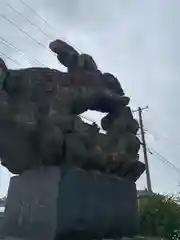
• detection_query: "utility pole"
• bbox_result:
[137,106,152,193]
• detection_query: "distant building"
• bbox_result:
[137,189,153,211]
[137,189,153,198]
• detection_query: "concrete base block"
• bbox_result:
[0,167,138,240]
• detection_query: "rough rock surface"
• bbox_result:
[0,39,145,181]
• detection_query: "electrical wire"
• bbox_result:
[81,115,96,123]
[0,51,22,67]
[0,36,46,67]
[0,6,137,129]
[0,13,51,54]
[17,0,57,32]
[148,147,180,174]
[16,0,83,54]
[0,48,104,126]
[6,3,52,39]
[147,128,180,148]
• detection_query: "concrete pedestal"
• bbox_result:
[0,167,138,240]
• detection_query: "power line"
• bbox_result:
[148,147,180,174]
[132,106,148,113]
[0,36,46,67]
[16,0,83,54]
[0,7,141,131]
[6,3,52,39]
[0,48,102,126]
[17,0,56,32]
[0,51,22,67]
[147,128,180,150]
[81,115,102,127]
[134,107,180,176]
[81,115,96,123]
[0,10,82,70]
[153,149,180,173]
[146,129,180,163]
[0,13,51,54]
[81,115,106,134]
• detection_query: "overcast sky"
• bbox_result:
[0,0,180,197]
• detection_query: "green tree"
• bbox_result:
[139,193,180,239]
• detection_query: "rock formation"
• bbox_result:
[0,39,145,181]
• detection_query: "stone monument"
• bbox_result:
[0,39,145,239]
